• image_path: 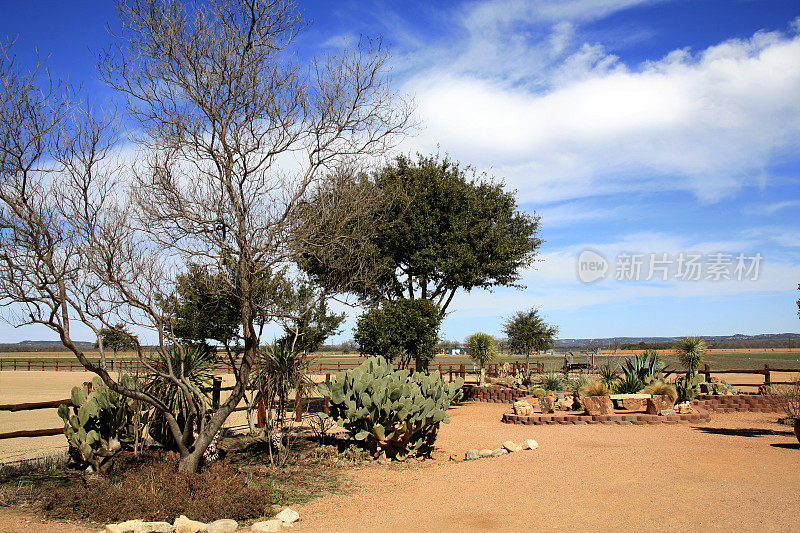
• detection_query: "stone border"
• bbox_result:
[501,405,711,426]
[462,386,529,403]
[692,394,784,413]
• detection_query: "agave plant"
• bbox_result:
[675,336,707,374]
[568,375,590,394]
[597,365,621,388]
[537,372,565,392]
[145,344,216,449]
[621,350,661,382]
[614,373,645,394]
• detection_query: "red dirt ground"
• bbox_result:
[1,402,798,532]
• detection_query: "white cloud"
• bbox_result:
[398,16,800,204]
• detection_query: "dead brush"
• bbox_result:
[642,381,678,402]
[773,374,800,418]
[580,379,610,397]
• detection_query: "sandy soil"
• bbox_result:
[2,377,799,532]
[289,403,800,533]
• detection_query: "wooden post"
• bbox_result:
[459,363,465,380]
[325,373,330,383]
[324,396,329,415]
[211,377,222,410]
[764,364,771,387]
[294,375,303,422]
[704,364,711,383]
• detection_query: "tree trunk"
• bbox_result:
[479,367,486,387]
[177,449,203,473]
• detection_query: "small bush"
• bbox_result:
[773,374,800,418]
[642,380,678,402]
[568,375,590,394]
[674,373,701,403]
[537,372,564,392]
[531,388,547,398]
[580,379,610,397]
[597,365,620,387]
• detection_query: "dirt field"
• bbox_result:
[1,399,798,532]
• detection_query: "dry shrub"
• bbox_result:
[580,379,610,397]
[773,374,800,418]
[642,381,678,402]
[40,459,275,523]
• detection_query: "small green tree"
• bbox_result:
[281,283,345,355]
[354,299,441,371]
[467,332,496,386]
[94,324,138,372]
[502,308,558,360]
[675,336,707,375]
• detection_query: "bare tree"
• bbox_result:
[0,0,410,473]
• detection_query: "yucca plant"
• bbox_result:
[642,380,678,402]
[580,379,610,397]
[145,344,216,449]
[597,365,621,388]
[251,340,315,429]
[675,336,707,375]
[538,372,564,392]
[568,375,590,394]
[614,373,645,394]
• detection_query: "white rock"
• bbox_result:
[116,520,144,532]
[478,449,493,458]
[465,449,480,460]
[502,440,522,452]
[522,439,539,450]
[275,508,300,524]
[203,519,238,533]
[106,526,124,533]
[174,515,206,533]
[490,448,507,457]
[134,522,173,533]
[251,519,282,532]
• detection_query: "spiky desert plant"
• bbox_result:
[614,373,645,394]
[597,365,621,388]
[580,379,610,397]
[568,375,590,394]
[621,350,661,382]
[675,336,707,375]
[145,344,216,449]
[642,380,678,402]
[467,332,497,386]
[538,372,564,392]
[531,387,547,398]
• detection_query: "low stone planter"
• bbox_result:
[646,394,676,415]
[582,395,614,416]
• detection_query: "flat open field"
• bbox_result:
[0,402,798,532]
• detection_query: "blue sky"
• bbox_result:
[1,0,799,344]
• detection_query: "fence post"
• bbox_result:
[324,396,329,415]
[325,373,330,383]
[703,364,711,383]
[459,363,465,380]
[294,376,303,422]
[764,364,771,387]
[337,362,341,372]
[211,377,222,410]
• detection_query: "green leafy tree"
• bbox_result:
[281,283,345,355]
[354,298,442,371]
[301,154,542,317]
[675,336,707,375]
[94,324,138,370]
[467,332,496,386]
[167,264,241,348]
[502,308,558,359]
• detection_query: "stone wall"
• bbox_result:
[692,394,785,413]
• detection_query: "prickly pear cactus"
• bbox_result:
[317,356,464,460]
[57,376,140,472]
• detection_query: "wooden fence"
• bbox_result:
[2,363,796,443]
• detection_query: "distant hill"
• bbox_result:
[15,340,93,347]
[556,333,800,349]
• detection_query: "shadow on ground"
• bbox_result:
[770,442,800,450]
[691,427,794,438]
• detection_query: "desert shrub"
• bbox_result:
[40,458,274,523]
[621,350,661,382]
[674,373,701,403]
[614,373,644,394]
[145,344,216,449]
[642,380,678,402]
[773,375,800,418]
[537,372,564,392]
[568,375,590,394]
[318,356,463,460]
[57,376,143,472]
[531,387,547,398]
[580,379,610,397]
[597,365,620,387]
